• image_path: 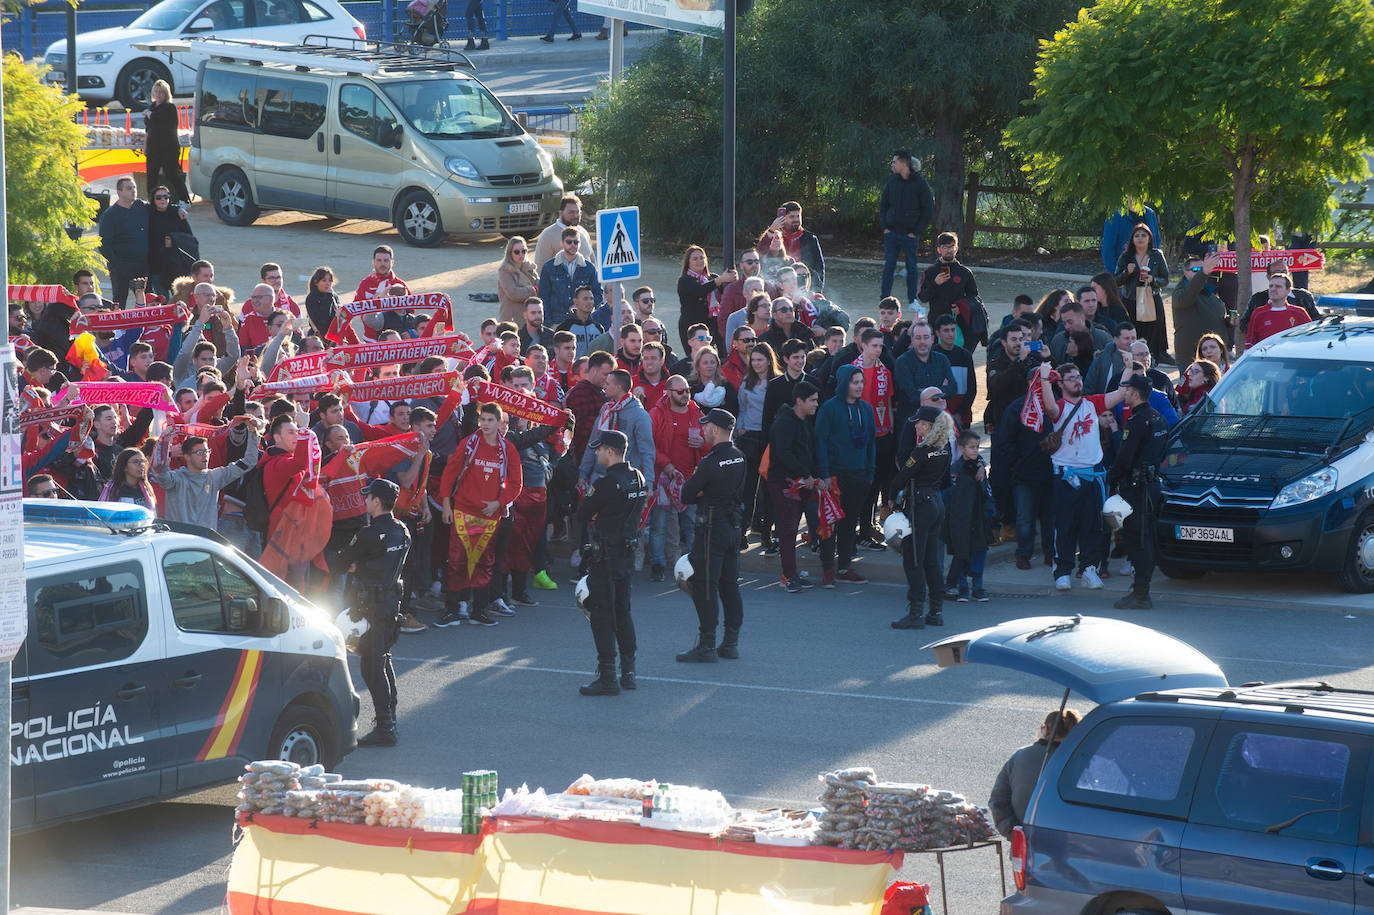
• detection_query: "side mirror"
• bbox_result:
[226,597,256,631]
[264,596,290,634]
[187,17,215,31]
[390,122,404,148]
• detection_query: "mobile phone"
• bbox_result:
[777,207,786,217]
[1206,242,1217,255]
[942,264,951,275]
[1027,340,1043,352]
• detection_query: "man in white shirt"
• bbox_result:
[533,194,595,267]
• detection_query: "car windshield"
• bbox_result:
[382,79,521,139]
[130,0,200,30]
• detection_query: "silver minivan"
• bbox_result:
[166,37,563,245]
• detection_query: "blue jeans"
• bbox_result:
[1013,482,1055,561]
[220,514,262,562]
[648,504,695,567]
[547,0,577,35]
[880,232,921,303]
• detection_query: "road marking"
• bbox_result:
[391,655,1045,712]
[1214,654,1369,672]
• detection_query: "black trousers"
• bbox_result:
[107,261,149,309]
[691,514,743,636]
[1121,481,1159,595]
[146,146,189,202]
[358,619,398,723]
[821,470,870,571]
[863,433,896,538]
[901,487,945,609]
[402,515,432,610]
[737,430,768,537]
[588,549,635,664]
[1052,474,1104,578]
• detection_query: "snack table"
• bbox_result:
[227,812,904,915]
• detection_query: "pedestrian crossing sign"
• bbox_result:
[596,206,641,283]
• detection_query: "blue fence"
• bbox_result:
[3,0,620,59]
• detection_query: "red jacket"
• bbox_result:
[650,400,704,477]
[632,369,669,411]
[721,349,748,388]
[260,438,311,532]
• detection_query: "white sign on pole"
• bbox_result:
[596,206,642,284]
[578,0,723,37]
[0,344,25,662]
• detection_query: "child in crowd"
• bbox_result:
[944,429,995,601]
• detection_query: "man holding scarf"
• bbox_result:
[439,403,523,627]
[577,369,655,490]
[853,328,895,550]
[647,374,703,582]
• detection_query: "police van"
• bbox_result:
[12,500,358,831]
[1156,317,1374,592]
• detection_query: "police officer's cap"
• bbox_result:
[699,408,736,430]
[590,429,629,452]
[1123,374,1153,396]
[363,478,401,500]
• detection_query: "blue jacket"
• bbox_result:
[1113,389,1179,428]
[537,254,603,326]
[1102,207,1161,274]
[814,364,877,479]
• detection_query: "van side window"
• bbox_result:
[200,68,257,130]
[1189,727,1367,844]
[164,550,267,635]
[340,84,396,146]
[1058,718,1207,818]
[258,77,327,140]
[300,0,331,20]
[28,562,148,675]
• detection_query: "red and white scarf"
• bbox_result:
[324,334,474,371]
[328,292,452,342]
[450,431,514,497]
[267,351,328,383]
[852,357,893,436]
[341,370,462,403]
[817,478,844,540]
[69,303,189,336]
[594,393,635,435]
[469,379,569,427]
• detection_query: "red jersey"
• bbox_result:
[650,400,704,477]
[239,309,271,350]
[439,433,523,515]
[1245,304,1311,347]
[853,357,894,437]
[632,369,669,411]
[274,289,301,317]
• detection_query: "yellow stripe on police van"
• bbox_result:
[203,650,263,762]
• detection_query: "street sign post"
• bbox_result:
[1214,248,1325,273]
[596,206,642,284]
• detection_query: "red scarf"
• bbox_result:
[69,381,178,412]
[780,227,803,260]
[324,334,473,371]
[341,370,461,403]
[852,357,893,436]
[685,268,711,285]
[69,303,189,336]
[817,479,843,540]
[470,380,570,427]
[329,292,452,342]
[267,351,328,383]
[594,393,635,435]
[451,431,514,496]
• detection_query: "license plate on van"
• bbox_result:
[506,202,539,214]
[1176,525,1234,543]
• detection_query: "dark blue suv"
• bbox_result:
[927,615,1374,914]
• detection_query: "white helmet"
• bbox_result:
[575,575,590,620]
[1102,494,1134,531]
[334,609,369,654]
[882,512,912,546]
[674,554,694,593]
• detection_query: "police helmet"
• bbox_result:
[575,575,591,620]
[882,512,912,546]
[674,554,694,593]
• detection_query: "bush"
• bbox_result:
[2,55,101,286]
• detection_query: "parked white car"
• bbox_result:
[43,0,365,109]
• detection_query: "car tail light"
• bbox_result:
[354,23,366,39]
[1011,826,1028,891]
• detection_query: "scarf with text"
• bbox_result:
[852,356,893,436]
[324,334,474,371]
[469,380,570,427]
[69,381,178,412]
[339,370,462,403]
[69,303,189,337]
[252,373,333,399]
[328,292,452,342]
[1019,369,1060,433]
[266,351,328,383]
[817,478,844,541]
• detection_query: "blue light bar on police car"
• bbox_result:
[23,499,156,529]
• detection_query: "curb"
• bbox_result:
[470,35,656,71]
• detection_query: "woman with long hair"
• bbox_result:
[144,79,188,202]
[304,266,339,337]
[678,245,736,353]
[1195,332,1232,373]
[147,183,193,296]
[688,345,738,417]
[100,447,155,509]
[736,342,780,549]
[889,405,954,629]
[1035,288,1071,339]
[1090,272,1132,325]
[1114,223,1171,362]
[1065,330,1096,375]
[1177,359,1222,413]
[497,235,539,323]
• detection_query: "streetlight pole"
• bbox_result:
[721,0,736,267]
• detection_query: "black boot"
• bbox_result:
[619,654,636,690]
[579,663,621,696]
[675,632,718,663]
[717,627,740,659]
[358,713,398,746]
[1113,591,1153,610]
[891,603,926,629]
[478,36,489,50]
[464,36,476,50]
[924,604,945,627]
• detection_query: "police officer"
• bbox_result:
[331,479,412,746]
[575,429,648,696]
[1107,374,1168,610]
[676,408,747,663]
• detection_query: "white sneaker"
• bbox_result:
[488,598,516,617]
[428,580,442,597]
[1055,575,1072,591]
[1081,566,1104,589]
[1120,560,1135,576]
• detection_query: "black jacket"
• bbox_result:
[518,323,556,356]
[1106,401,1167,491]
[762,370,808,436]
[984,351,1044,430]
[305,289,339,337]
[332,513,412,607]
[891,436,951,497]
[682,440,746,513]
[992,396,1053,486]
[757,320,815,353]
[576,460,648,546]
[794,230,827,290]
[945,456,994,560]
[768,406,815,482]
[879,171,935,237]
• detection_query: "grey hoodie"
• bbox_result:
[578,395,655,486]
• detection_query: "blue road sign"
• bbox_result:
[596,206,641,283]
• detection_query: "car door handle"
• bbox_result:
[115,683,147,700]
[173,672,202,688]
[333,134,341,155]
[1304,858,1345,881]
[316,132,324,152]
[12,681,29,700]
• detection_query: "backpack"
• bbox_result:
[240,462,292,534]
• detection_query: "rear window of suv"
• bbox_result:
[1059,717,1211,818]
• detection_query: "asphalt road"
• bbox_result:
[15,562,1374,913]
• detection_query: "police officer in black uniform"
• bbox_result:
[331,478,412,746]
[1107,374,1168,610]
[676,408,747,663]
[575,429,649,696]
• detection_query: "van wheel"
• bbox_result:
[1336,510,1374,593]
[395,191,444,247]
[115,59,170,111]
[212,168,259,226]
[1159,563,1205,580]
[268,704,338,769]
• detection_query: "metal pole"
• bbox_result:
[0,47,11,911]
[66,6,77,99]
[721,0,736,267]
[1038,687,1071,776]
[608,18,624,82]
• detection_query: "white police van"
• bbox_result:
[12,500,358,831]
[1157,317,1374,592]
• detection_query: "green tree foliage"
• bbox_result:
[580,0,1077,246]
[3,55,100,286]
[1005,0,1374,297]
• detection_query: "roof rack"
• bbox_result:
[175,35,475,73]
[1137,681,1374,724]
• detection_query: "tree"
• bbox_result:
[1005,0,1374,300]
[580,0,1077,246]
[3,55,100,286]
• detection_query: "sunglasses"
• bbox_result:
[638,297,655,304]
[930,395,946,401]
[741,258,760,264]
[564,239,581,245]
[512,248,526,253]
